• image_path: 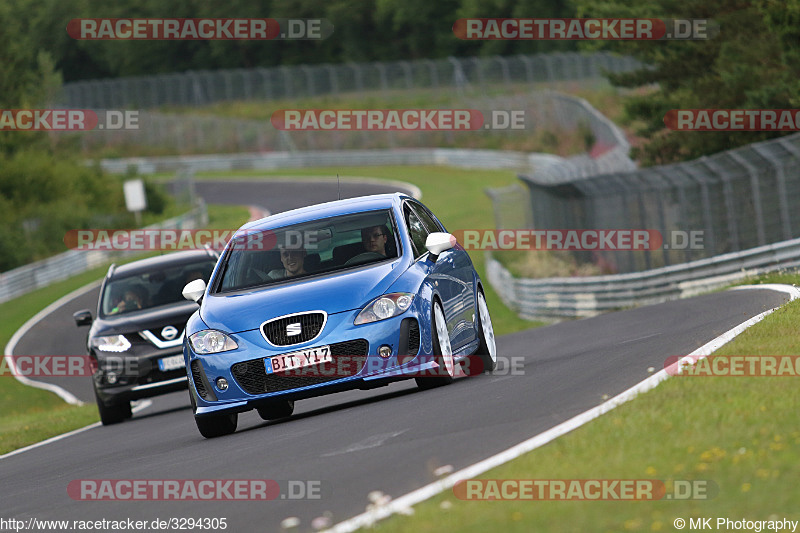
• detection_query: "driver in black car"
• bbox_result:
[361,224,390,257]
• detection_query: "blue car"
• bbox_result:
[181,193,496,438]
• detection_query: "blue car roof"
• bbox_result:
[238,193,410,232]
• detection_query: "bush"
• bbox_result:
[0,150,130,271]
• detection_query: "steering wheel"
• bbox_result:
[245,267,271,282]
[344,252,384,266]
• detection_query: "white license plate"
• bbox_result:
[158,355,185,372]
[266,345,332,374]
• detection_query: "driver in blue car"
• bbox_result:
[361,225,390,257]
[269,245,307,280]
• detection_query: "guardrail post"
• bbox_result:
[518,54,535,83]
[726,152,766,247]
[699,157,740,252]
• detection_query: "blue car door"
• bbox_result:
[404,201,477,352]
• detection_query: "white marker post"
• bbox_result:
[123,178,147,225]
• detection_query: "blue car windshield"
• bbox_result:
[215,209,399,292]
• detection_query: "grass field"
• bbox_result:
[0,205,250,455]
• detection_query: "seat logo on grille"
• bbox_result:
[286,323,302,336]
[161,325,179,340]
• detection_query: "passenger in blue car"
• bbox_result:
[268,246,307,280]
[361,224,390,256]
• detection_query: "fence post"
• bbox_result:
[347,62,363,92]
[700,157,740,252]
[424,59,438,87]
[518,54,535,83]
[727,151,767,246]
[326,65,339,95]
[493,55,511,86]
[398,60,413,89]
[301,65,315,96]
[752,144,791,240]
[376,62,389,93]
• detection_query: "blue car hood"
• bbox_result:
[200,261,405,333]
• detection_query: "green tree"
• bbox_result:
[571,0,800,165]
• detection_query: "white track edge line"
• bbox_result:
[325,284,799,532]
[3,281,103,405]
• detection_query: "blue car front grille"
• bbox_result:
[231,339,369,395]
[262,312,325,346]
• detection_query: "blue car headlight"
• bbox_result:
[189,330,238,354]
[354,293,414,325]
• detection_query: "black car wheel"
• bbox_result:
[195,413,238,438]
[257,400,295,421]
[95,387,131,425]
[469,290,497,374]
[416,300,455,390]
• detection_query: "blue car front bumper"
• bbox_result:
[186,305,451,417]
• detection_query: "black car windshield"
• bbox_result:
[216,209,398,292]
[101,260,216,317]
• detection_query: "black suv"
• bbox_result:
[74,249,219,425]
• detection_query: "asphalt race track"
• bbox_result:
[2,179,791,532]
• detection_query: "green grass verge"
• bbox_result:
[188,165,545,336]
[728,270,800,288]
[371,283,800,532]
[0,204,250,455]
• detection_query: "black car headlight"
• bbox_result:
[91,335,131,352]
[354,293,414,325]
[189,330,238,354]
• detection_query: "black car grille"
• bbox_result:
[146,324,185,343]
[407,319,420,355]
[191,360,210,399]
[262,312,326,346]
[231,339,369,395]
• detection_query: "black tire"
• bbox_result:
[416,300,455,390]
[195,413,238,438]
[95,388,131,426]
[472,290,497,373]
[257,400,295,421]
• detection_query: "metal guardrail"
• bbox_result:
[76,90,636,157]
[59,52,640,109]
[0,202,208,304]
[98,148,557,174]
[486,238,800,321]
